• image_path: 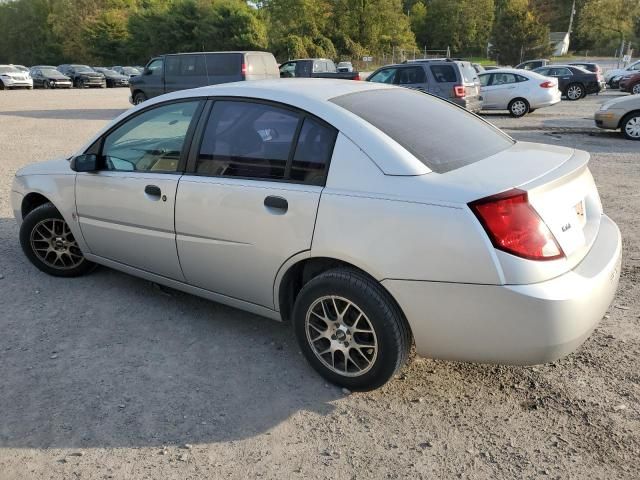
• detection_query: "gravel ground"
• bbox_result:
[0,88,638,480]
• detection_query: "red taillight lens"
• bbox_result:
[539,81,555,88]
[453,85,465,98]
[354,73,361,81]
[469,189,564,261]
[241,63,247,79]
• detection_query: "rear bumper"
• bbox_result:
[531,90,561,108]
[383,214,621,365]
[455,97,483,113]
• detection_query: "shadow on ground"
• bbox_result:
[0,218,338,449]
[0,109,127,121]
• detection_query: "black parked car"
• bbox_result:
[57,64,106,88]
[29,65,72,89]
[533,65,602,100]
[94,67,129,87]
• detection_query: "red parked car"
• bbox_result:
[619,72,640,95]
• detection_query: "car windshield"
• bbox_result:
[41,68,61,75]
[123,67,140,75]
[0,66,19,73]
[100,69,117,75]
[73,65,94,73]
[330,88,514,174]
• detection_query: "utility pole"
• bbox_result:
[567,0,576,34]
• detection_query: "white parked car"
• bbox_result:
[479,68,561,117]
[337,61,354,73]
[11,80,621,390]
[604,60,640,85]
[0,64,33,89]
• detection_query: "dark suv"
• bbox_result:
[366,59,482,112]
[57,64,106,88]
[129,51,279,105]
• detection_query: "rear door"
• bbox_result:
[75,100,203,280]
[396,65,428,92]
[175,99,337,308]
[482,72,518,109]
[165,54,208,93]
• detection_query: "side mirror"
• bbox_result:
[70,154,99,172]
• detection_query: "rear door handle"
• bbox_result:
[145,184,161,197]
[264,195,288,212]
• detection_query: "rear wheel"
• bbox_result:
[43,80,51,89]
[632,83,640,95]
[508,98,529,117]
[621,112,640,141]
[565,83,584,100]
[292,268,411,391]
[19,202,95,277]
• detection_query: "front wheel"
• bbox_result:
[43,80,51,89]
[621,112,640,141]
[19,202,95,277]
[292,269,412,391]
[565,83,584,101]
[133,92,147,105]
[632,83,640,95]
[508,98,529,117]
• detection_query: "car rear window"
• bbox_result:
[206,53,241,76]
[459,62,479,83]
[330,88,514,174]
[430,64,457,83]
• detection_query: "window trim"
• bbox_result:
[84,98,205,174]
[184,96,338,186]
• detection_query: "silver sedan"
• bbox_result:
[11,80,621,390]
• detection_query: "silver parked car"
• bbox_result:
[11,80,621,390]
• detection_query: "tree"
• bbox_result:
[576,0,640,49]
[492,0,552,65]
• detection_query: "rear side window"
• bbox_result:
[330,89,513,174]
[397,67,426,85]
[206,53,241,76]
[166,55,206,77]
[291,117,337,184]
[430,65,457,83]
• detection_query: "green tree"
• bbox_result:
[492,0,552,65]
[576,0,640,48]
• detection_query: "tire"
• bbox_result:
[292,268,412,391]
[19,202,95,277]
[43,80,51,89]
[133,92,147,105]
[632,83,640,95]
[565,83,584,101]
[621,112,640,141]
[508,98,529,117]
[0,80,5,90]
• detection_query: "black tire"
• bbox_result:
[632,83,640,95]
[133,92,147,105]
[508,98,529,118]
[292,268,412,391]
[620,112,640,141]
[0,80,5,90]
[528,108,536,113]
[43,80,51,89]
[565,83,584,101]
[19,202,95,277]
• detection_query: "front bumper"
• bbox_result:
[2,78,32,88]
[594,110,622,129]
[383,214,621,365]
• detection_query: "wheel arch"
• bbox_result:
[21,192,54,220]
[618,109,640,129]
[275,255,408,328]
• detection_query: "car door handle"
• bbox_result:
[264,195,288,212]
[144,184,161,197]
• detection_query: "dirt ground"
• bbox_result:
[0,88,638,480]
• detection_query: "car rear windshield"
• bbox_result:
[459,62,479,83]
[330,88,514,174]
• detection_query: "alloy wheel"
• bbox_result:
[624,116,640,139]
[30,218,85,270]
[305,296,378,377]
[632,84,640,95]
[567,84,583,100]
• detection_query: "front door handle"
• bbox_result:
[264,195,288,213]
[145,184,161,197]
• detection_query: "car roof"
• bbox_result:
[480,68,548,79]
[79,79,431,176]
[166,51,270,56]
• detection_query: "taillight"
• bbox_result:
[469,189,564,261]
[241,62,247,79]
[453,85,465,98]
[354,73,361,81]
[539,81,555,88]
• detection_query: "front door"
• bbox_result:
[482,72,518,109]
[176,99,337,308]
[75,100,202,280]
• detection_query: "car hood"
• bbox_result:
[602,95,640,109]
[46,72,70,80]
[15,158,73,177]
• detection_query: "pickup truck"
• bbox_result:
[279,58,360,80]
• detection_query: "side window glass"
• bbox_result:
[479,74,490,86]
[369,68,397,84]
[430,65,457,83]
[397,67,426,85]
[290,117,337,185]
[536,68,549,76]
[147,59,163,76]
[102,101,199,173]
[492,73,516,85]
[279,62,296,77]
[197,101,300,180]
[516,74,529,82]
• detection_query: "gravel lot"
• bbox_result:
[0,88,638,480]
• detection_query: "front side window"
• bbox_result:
[280,62,296,77]
[368,68,397,84]
[491,73,517,85]
[102,101,200,172]
[430,65,457,83]
[146,59,163,76]
[479,73,491,86]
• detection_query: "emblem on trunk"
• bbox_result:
[561,223,571,232]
